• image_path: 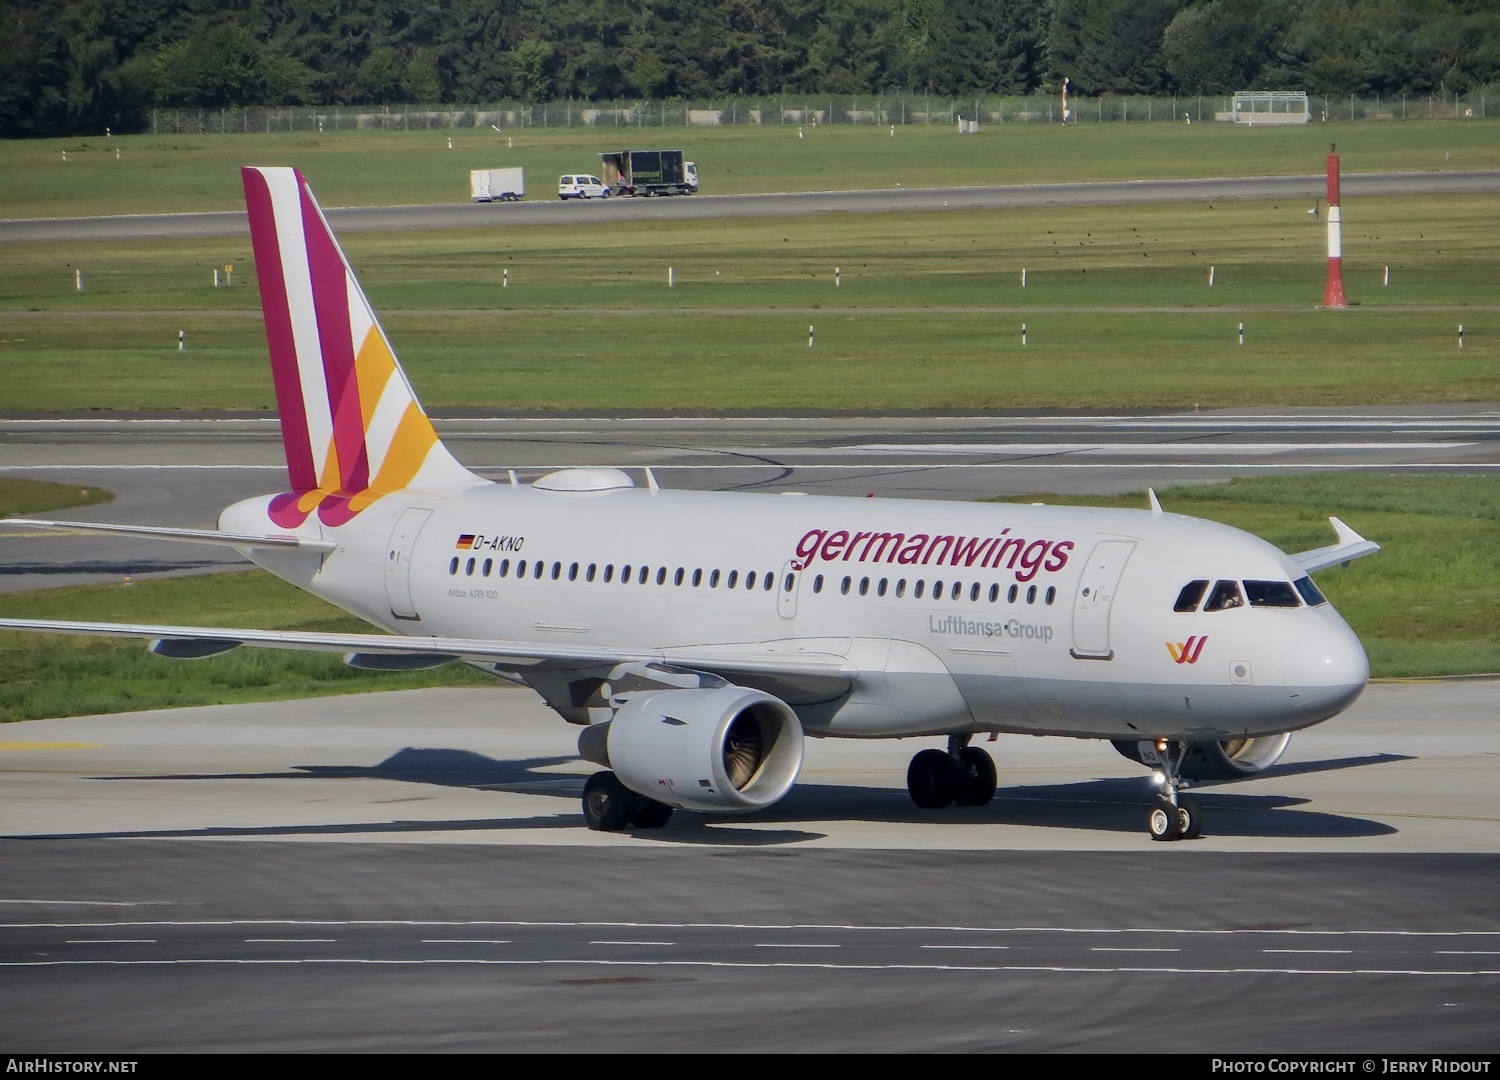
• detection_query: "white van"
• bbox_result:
[558,174,609,200]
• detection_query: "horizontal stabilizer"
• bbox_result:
[1292,516,1381,573]
[0,518,335,553]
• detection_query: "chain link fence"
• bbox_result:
[151,90,1493,135]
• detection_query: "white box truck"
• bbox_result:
[470,168,525,202]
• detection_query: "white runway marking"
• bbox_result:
[6,958,1500,977]
[837,442,1473,455]
[64,939,156,944]
[245,938,336,943]
[590,940,677,947]
[422,939,511,944]
[4,462,1499,474]
[10,919,1500,936]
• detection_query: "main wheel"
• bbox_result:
[1148,797,1183,841]
[953,746,997,806]
[582,771,637,832]
[907,748,959,809]
[1176,794,1203,840]
[630,799,673,829]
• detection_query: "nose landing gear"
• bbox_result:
[1147,739,1202,841]
[906,735,997,809]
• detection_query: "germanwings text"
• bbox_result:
[794,527,1074,583]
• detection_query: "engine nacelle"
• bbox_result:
[1112,733,1293,780]
[578,686,804,813]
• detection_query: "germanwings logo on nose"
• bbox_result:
[1166,636,1208,664]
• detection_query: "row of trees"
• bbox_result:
[2,0,1496,137]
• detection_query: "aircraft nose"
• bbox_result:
[1289,615,1369,715]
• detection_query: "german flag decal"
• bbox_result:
[455,534,476,550]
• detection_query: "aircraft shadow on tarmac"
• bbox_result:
[55,746,1406,845]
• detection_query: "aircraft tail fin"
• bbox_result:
[241,166,479,528]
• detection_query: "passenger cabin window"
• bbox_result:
[812,574,824,593]
[1294,576,1327,607]
[1174,579,1210,612]
[499,559,510,577]
[1203,579,1244,612]
[1244,580,1301,608]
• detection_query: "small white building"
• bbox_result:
[1227,91,1310,125]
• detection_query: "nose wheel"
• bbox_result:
[1147,740,1203,841]
[906,735,997,808]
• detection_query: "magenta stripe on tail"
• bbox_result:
[298,178,369,494]
[242,168,317,492]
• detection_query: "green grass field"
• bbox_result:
[1,474,1493,723]
[1,192,1495,411]
[0,478,112,516]
[2,120,1496,219]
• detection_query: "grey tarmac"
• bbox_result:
[0,679,1497,1051]
[3,170,1498,242]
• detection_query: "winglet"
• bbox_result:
[1147,488,1163,517]
[1291,516,1381,574]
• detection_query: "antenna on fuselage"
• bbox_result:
[644,468,660,493]
[1147,488,1163,518]
[508,470,519,488]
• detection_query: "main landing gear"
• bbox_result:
[582,771,674,832]
[1146,739,1202,842]
[906,735,997,809]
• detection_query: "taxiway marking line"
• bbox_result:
[590,940,677,947]
[4,958,1500,977]
[64,939,156,944]
[7,920,1500,937]
[244,938,335,943]
[422,939,511,945]
[5,463,1500,474]
[837,442,1473,455]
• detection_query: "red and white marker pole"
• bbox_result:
[1323,142,1347,308]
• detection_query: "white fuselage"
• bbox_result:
[222,476,1368,743]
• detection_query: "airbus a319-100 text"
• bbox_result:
[0,167,1380,840]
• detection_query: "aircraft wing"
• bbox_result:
[1291,516,1381,574]
[0,618,856,693]
[0,518,336,553]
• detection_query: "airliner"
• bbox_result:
[0,167,1379,841]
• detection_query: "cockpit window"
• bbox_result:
[1203,579,1244,612]
[1244,580,1301,608]
[1174,579,1210,612]
[1293,576,1328,607]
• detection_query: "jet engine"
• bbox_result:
[1112,733,1293,780]
[578,686,804,813]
